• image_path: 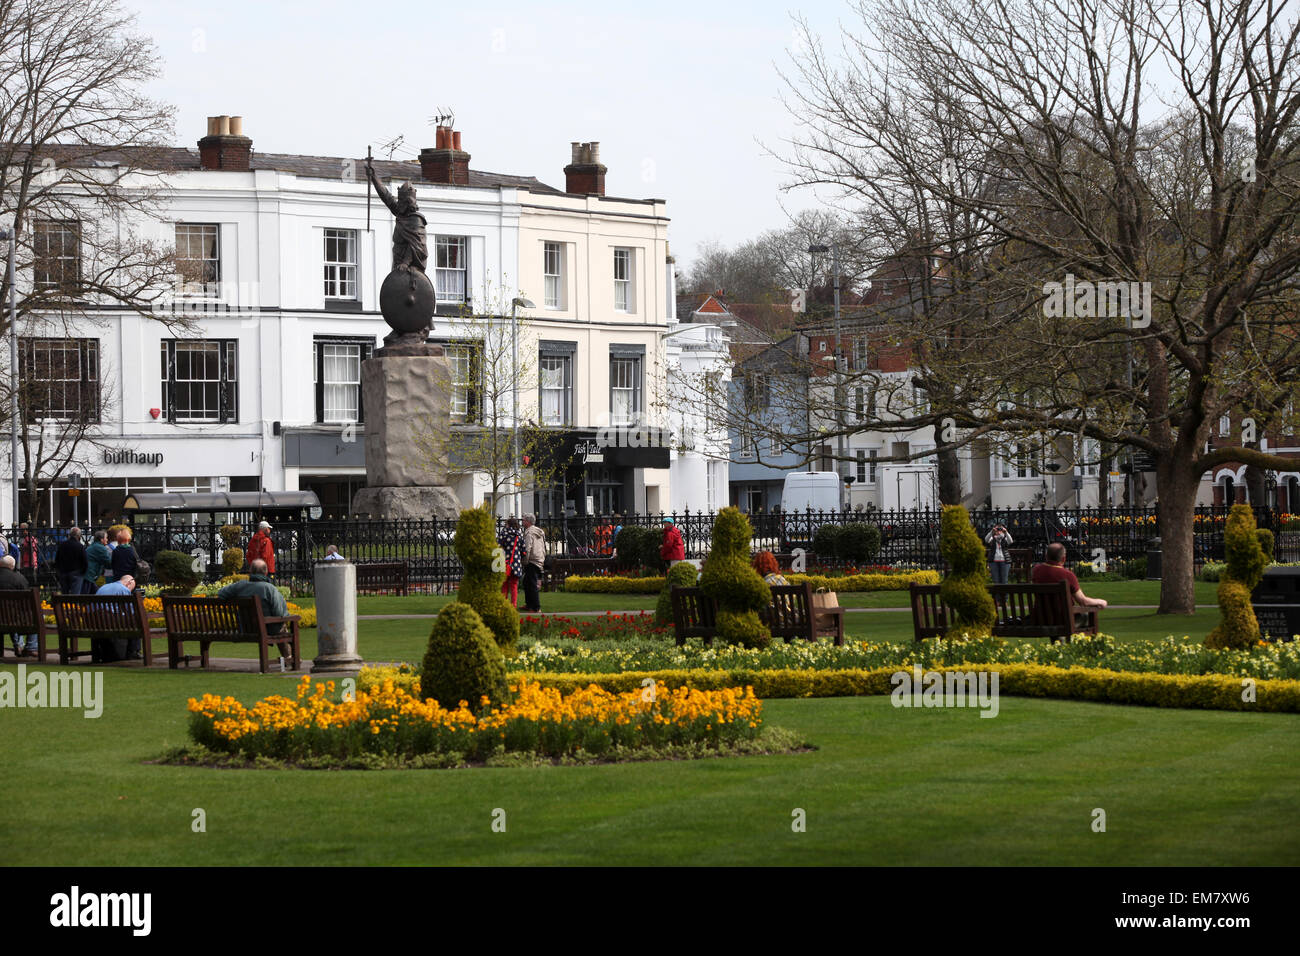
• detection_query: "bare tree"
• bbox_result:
[744,0,1300,615]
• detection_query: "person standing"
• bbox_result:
[247,520,276,576]
[110,527,139,583]
[0,555,37,658]
[54,527,88,594]
[985,523,1015,584]
[84,530,113,592]
[497,517,523,607]
[659,516,685,567]
[18,522,39,587]
[521,514,546,613]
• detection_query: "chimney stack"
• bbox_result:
[564,141,607,196]
[198,115,252,171]
[419,124,471,186]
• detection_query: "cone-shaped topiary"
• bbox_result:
[699,507,771,648]
[938,504,996,637]
[655,560,700,626]
[154,549,200,594]
[1206,504,1271,649]
[420,603,509,710]
[453,505,519,653]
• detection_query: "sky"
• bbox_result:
[124,0,854,275]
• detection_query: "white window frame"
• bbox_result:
[175,223,221,298]
[445,343,478,423]
[544,241,563,310]
[613,247,633,312]
[321,342,362,422]
[609,354,641,425]
[435,236,468,304]
[161,339,237,423]
[1219,414,1231,437]
[33,219,80,293]
[539,352,572,426]
[323,228,358,300]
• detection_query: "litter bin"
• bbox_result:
[1252,566,1300,642]
[1145,549,1162,580]
[312,559,362,671]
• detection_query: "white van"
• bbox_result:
[780,472,843,548]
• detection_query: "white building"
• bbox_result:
[3,117,673,524]
[664,295,733,513]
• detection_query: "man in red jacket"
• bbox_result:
[247,520,276,576]
[659,517,685,567]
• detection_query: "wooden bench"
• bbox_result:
[670,582,845,647]
[543,556,614,591]
[909,581,1100,643]
[354,561,409,595]
[50,592,164,665]
[162,595,301,673]
[0,588,53,662]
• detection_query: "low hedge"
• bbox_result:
[564,575,667,594]
[787,570,939,592]
[514,664,1300,713]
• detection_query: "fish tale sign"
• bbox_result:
[1252,567,1300,641]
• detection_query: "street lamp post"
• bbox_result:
[808,243,845,499]
[510,297,536,518]
[0,225,16,525]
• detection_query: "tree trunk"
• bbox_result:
[936,425,962,505]
[1157,465,1198,615]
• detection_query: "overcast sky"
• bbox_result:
[125,0,851,275]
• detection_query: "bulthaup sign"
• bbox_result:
[103,450,164,466]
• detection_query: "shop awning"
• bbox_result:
[122,491,321,514]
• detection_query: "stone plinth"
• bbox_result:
[361,349,450,487]
[351,485,459,520]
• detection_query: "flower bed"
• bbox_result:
[521,611,669,643]
[495,632,1300,681]
[563,575,666,594]
[185,675,768,762]
[787,570,939,591]
[512,664,1300,713]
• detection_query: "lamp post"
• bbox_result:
[808,243,845,497]
[0,224,16,525]
[509,297,536,518]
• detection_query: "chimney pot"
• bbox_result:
[436,126,447,149]
[589,141,600,163]
[206,116,218,135]
[571,141,582,163]
[217,115,230,135]
[564,138,607,196]
[229,115,243,136]
[198,115,253,171]
[452,130,461,150]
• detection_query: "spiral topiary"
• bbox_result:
[420,603,509,711]
[222,547,245,577]
[1206,504,1272,649]
[938,504,996,637]
[699,507,771,648]
[453,505,519,653]
[655,560,701,626]
[219,524,243,548]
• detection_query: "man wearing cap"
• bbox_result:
[247,520,276,576]
[660,516,685,567]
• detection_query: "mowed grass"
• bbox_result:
[0,665,1295,866]
[292,579,1214,615]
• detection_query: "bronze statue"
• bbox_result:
[366,160,427,274]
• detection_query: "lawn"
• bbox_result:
[1,666,1294,865]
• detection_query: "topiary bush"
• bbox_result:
[812,523,843,561]
[938,504,996,637]
[219,524,243,548]
[699,507,771,648]
[453,505,519,653]
[153,549,200,594]
[222,547,245,577]
[838,523,882,564]
[611,525,664,574]
[655,560,700,626]
[420,603,509,711]
[1206,504,1271,650]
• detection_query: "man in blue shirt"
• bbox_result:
[95,572,139,661]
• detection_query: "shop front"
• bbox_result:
[527,428,670,517]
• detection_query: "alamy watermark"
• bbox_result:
[890,665,1000,718]
[0,664,103,718]
[1042,273,1151,327]
[50,886,150,936]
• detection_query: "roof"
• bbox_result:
[16,143,567,194]
[122,491,321,513]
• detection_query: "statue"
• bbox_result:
[365,158,436,348]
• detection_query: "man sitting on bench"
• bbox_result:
[1031,542,1108,629]
[219,558,292,666]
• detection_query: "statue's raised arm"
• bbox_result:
[365,160,428,275]
[366,161,400,216]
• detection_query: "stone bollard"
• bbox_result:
[312,560,362,672]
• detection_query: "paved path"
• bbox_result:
[357,604,1169,620]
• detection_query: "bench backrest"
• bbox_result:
[0,587,46,635]
[762,582,815,641]
[670,585,718,638]
[355,561,409,591]
[51,592,148,639]
[990,581,1073,637]
[909,584,949,639]
[161,595,268,638]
